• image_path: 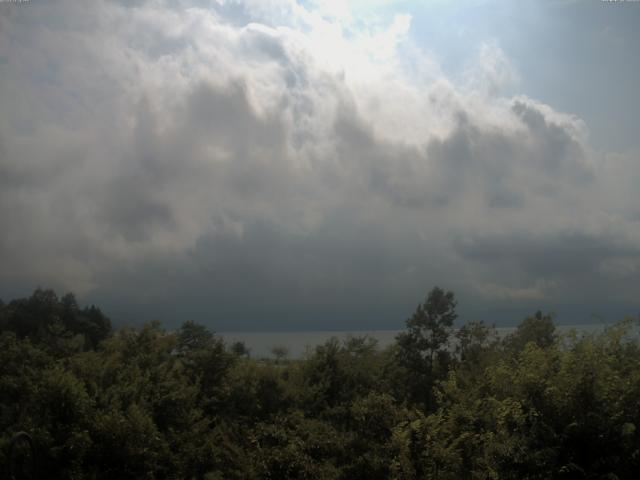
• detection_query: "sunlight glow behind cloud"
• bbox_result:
[0,0,639,328]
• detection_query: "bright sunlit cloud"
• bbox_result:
[1,0,639,328]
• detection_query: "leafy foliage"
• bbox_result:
[395,287,457,410]
[1,287,639,479]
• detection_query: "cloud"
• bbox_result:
[1,0,639,327]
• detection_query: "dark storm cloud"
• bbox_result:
[88,214,439,330]
[455,232,640,279]
[1,0,639,328]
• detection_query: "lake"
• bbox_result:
[219,323,620,359]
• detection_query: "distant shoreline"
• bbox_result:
[219,323,622,359]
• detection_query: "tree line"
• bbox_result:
[1,287,639,479]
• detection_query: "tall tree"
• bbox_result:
[395,287,457,410]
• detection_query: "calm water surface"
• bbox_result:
[220,323,620,359]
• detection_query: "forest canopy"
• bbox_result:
[1,288,639,479]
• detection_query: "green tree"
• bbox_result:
[271,345,290,363]
[505,310,556,354]
[248,412,343,480]
[231,340,250,358]
[175,321,234,414]
[176,320,215,353]
[395,287,457,410]
[454,320,499,379]
[0,289,111,351]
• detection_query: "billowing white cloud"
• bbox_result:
[1,0,638,327]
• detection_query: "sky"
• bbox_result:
[1,0,639,331]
